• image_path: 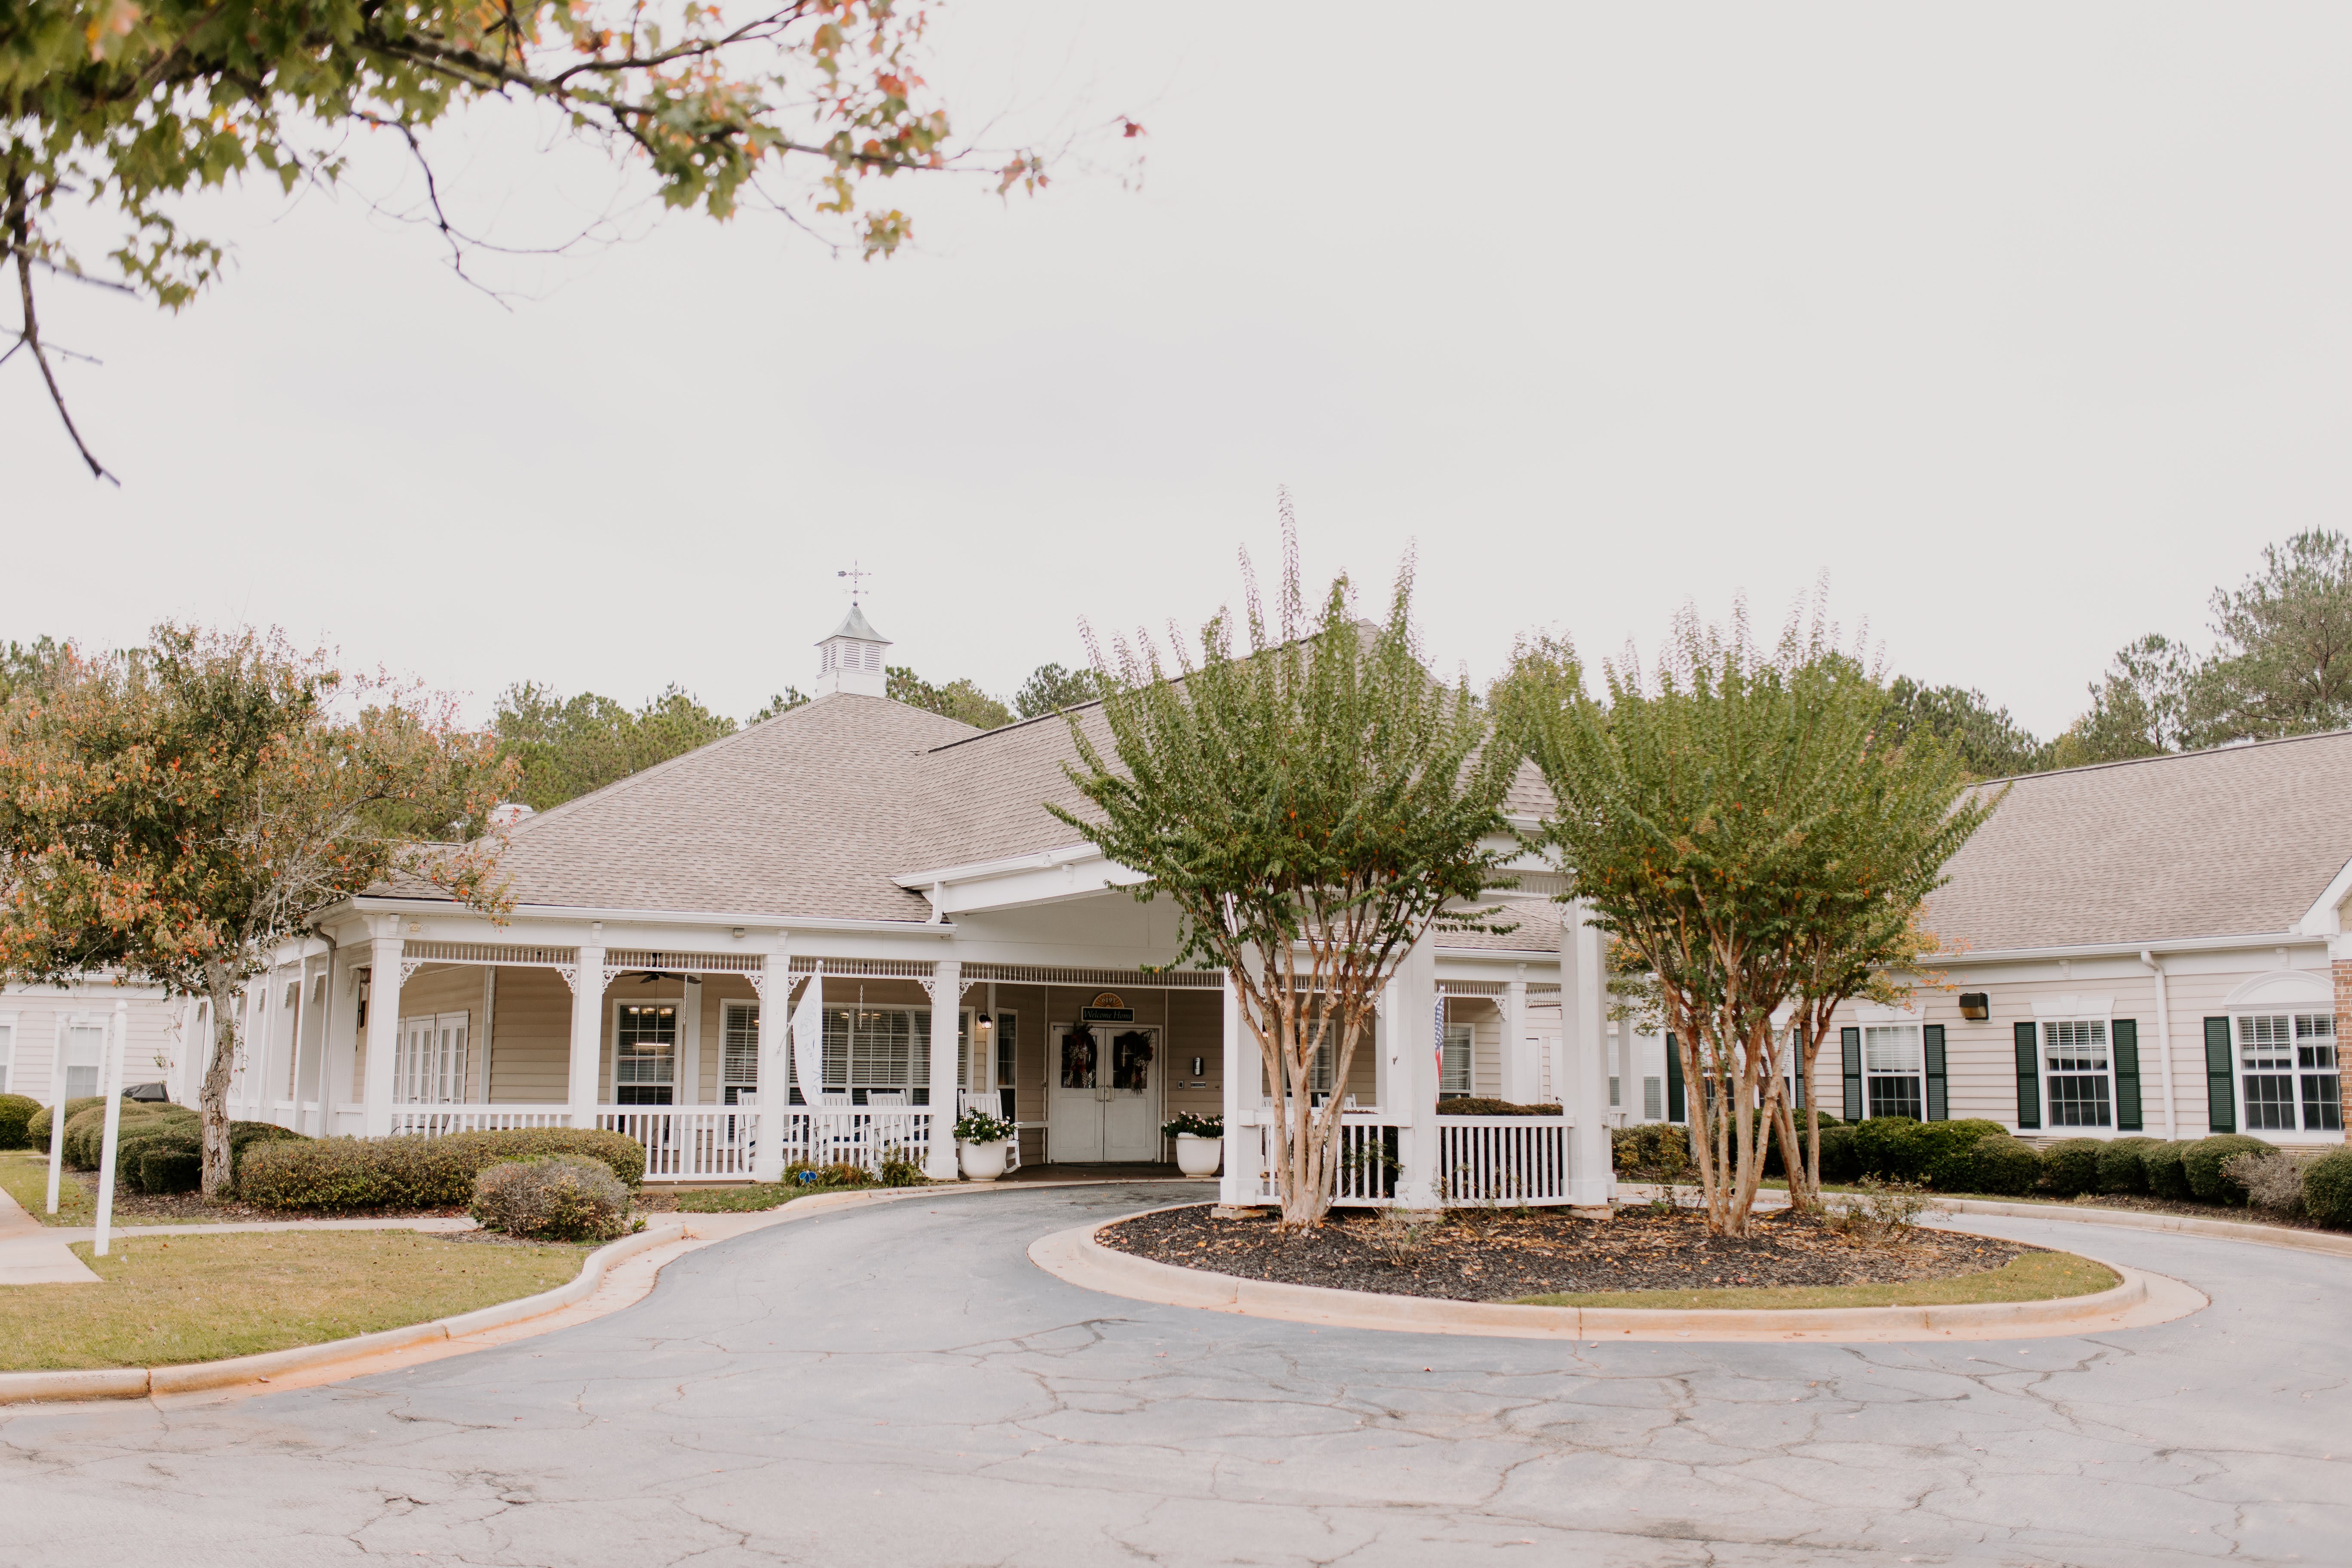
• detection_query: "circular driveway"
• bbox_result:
[3,1182,2345,1567]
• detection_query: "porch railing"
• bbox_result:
[596,1107,763,1181]
[388,1104,572,1137]
[374,1102,937,1182]
[1241,1109,1576,1207]
[773,1109,932,1174]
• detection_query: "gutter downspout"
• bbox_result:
[2141,949,2177,1139]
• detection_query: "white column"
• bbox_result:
[753,940,788,1182]
[1502,971,1530,1105]
[1393,936,1442,1210]
[567,927,606,1131]
[1564,900,1614,1209]
[1217,970,1256,1207]
[926,960,963,1179]
[362,931,403,1138]
[94,1000,129,1256]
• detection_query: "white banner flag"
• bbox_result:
[791,968,825,1107]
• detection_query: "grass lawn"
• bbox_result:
[0,1231,588,1371]
[0,1149,92,1227]
[1506,1249,2118,1311]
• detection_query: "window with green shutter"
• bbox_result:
[1923,1025,1948,1121]
[1665,1032,1685,1122]
[2204,1017,2236,1133]
[1841,1026,1862,1121]
[2112,1019,2141,1131]
[2013,1020,2041,1130]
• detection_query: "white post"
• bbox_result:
[1393,936,1442,1210]
[1217,970,1255,1207]
[752,940,788,1182]
[1564,900,1615,1211]
[1502,971,1530,1104]
[44,1019,67,1214]
[926,960,962,1179]
[363,930,404,1138]
[94,1001,129,1256]
[567,925,606,1132]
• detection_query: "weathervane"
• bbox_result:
[837,562,873,605]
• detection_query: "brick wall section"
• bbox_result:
[2338,959,2352,1143]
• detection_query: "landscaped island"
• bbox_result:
[1099,1204,2119,1311]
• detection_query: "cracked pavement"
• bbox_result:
[3,1182,2344,1566]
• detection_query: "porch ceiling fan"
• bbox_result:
[631,953,701,986]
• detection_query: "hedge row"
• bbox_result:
[0,1093,38,1149]
[237,1129,646,1210]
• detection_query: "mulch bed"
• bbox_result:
[1099,1203,2035,1302]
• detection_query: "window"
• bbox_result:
[63,1022,106,1099]
[821,1008,933,1102]
[285,980,303,1098]
[395,1013,469,1104]
[0,1017,12,1095]
[2043,1018,2112,1128]
[2236,1011,2340,1133]
[1441,1023,1473,1096]
[614,1003,677,1106]
[1863,1024,1923,1120]
[1642,1075,1663,1120]
[722,1001,759,1105]
[1609,1075,1620,1108]
[994,1012,1018,1089]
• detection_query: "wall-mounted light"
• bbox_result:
[1191,1056,1205,1078]
[977,1013,994,1038]
[1958,992,1990,1022]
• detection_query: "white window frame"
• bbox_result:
[612,998,680,1106]
[1440,1022,1473,1097]
[721,1000,760,1106]
[394,1011,471,1105]
[2040,1014,2116,1130]
[820,1005,948,1103]
[1862,1022,1926,1121]
[0,1011,16,1098]
[60,1014,107,1102]
[2231,1008,2340,1135]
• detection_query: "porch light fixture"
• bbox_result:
[976,1013,994,1038]
[1958,992,1990,1021]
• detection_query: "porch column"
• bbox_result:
[1563,900,1614,1210]
[361,928,402,1138]
[1217,969,1257,1207]
[925,960,962,1179]
[568,926,606,1131]
[1393,935,1441,1210]
[752,939,788,1182]
[1502,970,1530,1104]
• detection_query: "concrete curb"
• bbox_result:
[1934,1197,2352,1259]
[0,1223,687,1406]
[1028,1208,2206,1343]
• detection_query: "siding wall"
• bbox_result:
[489,966,576,1104]
[0,985,180,1103]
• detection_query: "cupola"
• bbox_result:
[814,603,891,698]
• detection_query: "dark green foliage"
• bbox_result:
[1758,1112,1841,1179]
[61,1101,194,1167]
[494,683,740,810]
[2183,1134,2273,1204]
[879,1158,928,1187]
[885,668,1014,730]
[1014,663,1102,720]
[1847,1117,1929,1182]
[0,1093,39,1149]
[1435,1098,1563,1118]
[24,1096,104,1148]
[135,1145,203,1194]
[2097,1137,2162,1196]
[1611,1121,1694,1179]
[2143,1141,2194,1200]
[470,1155,632,1243]
[2040,1138,2105,1197]
[239,1130,645,1210]
[1882,677,2052,778]
[2302,1149,2352,1229]
[1815,1123,1860,1184]
[1962,1135,2043,1197]
[1914,1120,2009,1189]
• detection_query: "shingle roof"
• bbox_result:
[1926,729,2352,952]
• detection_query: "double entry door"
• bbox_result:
[1047,1022,1161,1163]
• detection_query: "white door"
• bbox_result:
[1047,1022,1162,1163]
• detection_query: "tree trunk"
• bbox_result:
[199,966,240,1197]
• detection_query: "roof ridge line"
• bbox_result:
[1974,725,2352,787]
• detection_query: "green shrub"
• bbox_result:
[25,1096,104,1148]
[2184,1134,2273,1204]
[2096,1137,2161,1195]
[2302,1148,2352,1229]
[2040,1138,2104,1197]
[1434,1098,1563,1117]
[239,1128,645,1210]
[2143,1141,2193,1200]
[1611,1121,1693,1179]
[1915,1120,2009,1189]
[1847,1117,1929,1182]
[470,1155,631,1243]
[135,1145,203,1194]
[1815,1123,1859,1184]
[879,1157,927,1187]
[1962,1134,2042,1196]
[62,1101,194,1167]
[0,1093,39,1149]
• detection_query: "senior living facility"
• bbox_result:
[162,605,1620,1212]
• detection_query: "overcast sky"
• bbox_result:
[6,3,2342,738]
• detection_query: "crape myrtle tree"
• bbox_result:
[4,0,1140,478]
[0,625,515,1194]
[1054,518,1519,1231]
[1501,602,1993,1236]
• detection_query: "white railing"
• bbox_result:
[773,1108,932,1176]
[1436,1115,1572,1205]
[1248,1110,1404,1207]
[596,1107,763,1181]
[387,1104,572,1136]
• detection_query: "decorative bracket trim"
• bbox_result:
[555,964,581,995]
[399,959,425,985]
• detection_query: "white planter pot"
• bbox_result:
[959,1139,1010,1181]
[1174,1132,1223,1177]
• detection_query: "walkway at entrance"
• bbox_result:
[4,1185,2342,1565]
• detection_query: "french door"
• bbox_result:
[1047,1023,1161,1162]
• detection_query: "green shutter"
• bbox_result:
[2112,1019,2141,1131]
[2204,1017,2235,1134]
[1923,1025,1948,1121]
[1665,1032,1685,1123]
[1841,1027,1863,1121]
[2013,1021,2041,1130]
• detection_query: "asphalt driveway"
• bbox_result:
[2,1181,2343,1567]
